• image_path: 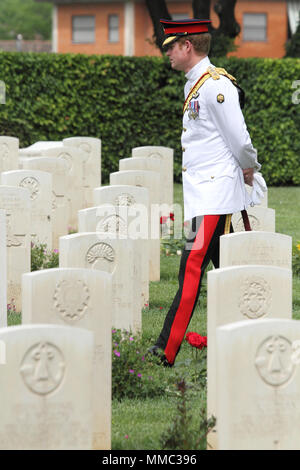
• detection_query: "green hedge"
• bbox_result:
[0,52,299,185]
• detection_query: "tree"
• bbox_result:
[145,0,240,56]
[0,0,52,40]
[285,12,300,58]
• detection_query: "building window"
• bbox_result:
[243,13,267,41]
[72,16,95,43]
[172,13,190,21]
[108,14,119,42]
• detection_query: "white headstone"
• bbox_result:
[232,207,275,232]
[78,205,149,308]
[22,268,112,449]
[0,324,94,449]
[1,170,52,249]
[19,156,69,249]
[217,319,300,450]
[132,146,173,207]
[110,171,160,281]
[93,185,149,209]
[119,157,164,203]
[63,137,101,207]
[59,233,142,333]
[93,185,152,291]
[220,232,292,270]
[207,265,292,450]
[0,210,7,327]
[0,186,31,312]
[0,137,19,173]
[20,145,86,230]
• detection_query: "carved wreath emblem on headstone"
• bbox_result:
[20,342,65,395]
[255,335,295,387]
[53,279,90,322]
[114,193,136,206]
[19,177,40,200]
[235,215,260,232]
[58,152,72,172]
[149,152,162,160]
[86,242,115,270]
[239,276,271,319]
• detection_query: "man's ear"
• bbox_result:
[185,39,193,52]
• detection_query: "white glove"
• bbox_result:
[249,172,267,206]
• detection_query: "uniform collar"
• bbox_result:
[185,56,211,82]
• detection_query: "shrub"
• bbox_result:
[112,329,176,401]
[0,52,298,185]
[31,242,59,271]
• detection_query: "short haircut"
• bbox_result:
[177,33,211,55]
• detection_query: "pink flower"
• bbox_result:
[129,369,134,374]
[129,337,134,341]
[113,350,120,357]
[125,435,129,439]
[137,373,142,378]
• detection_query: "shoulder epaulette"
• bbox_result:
[207,65,236,83]
[183,66,240,114]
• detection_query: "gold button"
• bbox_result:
[182,147,185,152]
[182,167,187,172]
[211,176,215,179]
[183,127,187,132]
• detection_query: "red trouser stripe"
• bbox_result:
[164,215,220,364]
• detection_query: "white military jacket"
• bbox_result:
[182,56,261,221]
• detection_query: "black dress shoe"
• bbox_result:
[147,345,163,358]
[147,346,173,368]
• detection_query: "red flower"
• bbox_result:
[160,216,169,224]
[170,212,174,221]
[185,332,207,350]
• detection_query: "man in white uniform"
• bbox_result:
[148,19,261,367]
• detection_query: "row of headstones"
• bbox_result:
[0,136,175,247]
[0,136,175,313]
[206,230,297,450]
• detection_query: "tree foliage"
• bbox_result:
[285,12,300,58]
[0,0,52,40]
[145,0,239,56]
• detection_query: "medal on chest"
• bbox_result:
[188,100,200,120]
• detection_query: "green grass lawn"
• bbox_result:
[112,184,300,450]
